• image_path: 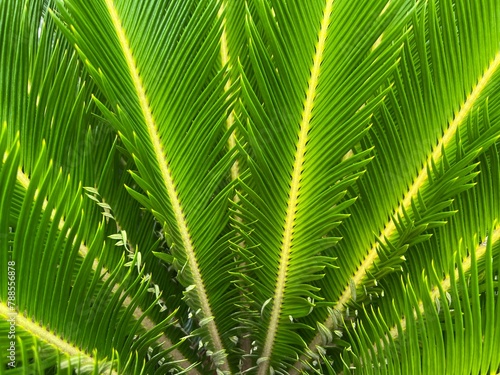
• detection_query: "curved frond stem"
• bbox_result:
[297,48,500,372]
[100,0,228,369]
[337,224,500,375]
[111,284,191,367]
[258,0,334,373]
[0,303,106,370]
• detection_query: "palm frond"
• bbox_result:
[297,0,500,370]
[54,0,241,371]
[232,0,415,371]
[1,0,198,371]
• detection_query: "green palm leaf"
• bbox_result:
[54,0,241,371]
[1,0,196,372]
[231,0,417,372]
[296,0,500,371]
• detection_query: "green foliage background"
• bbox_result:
[0,0,499,374]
